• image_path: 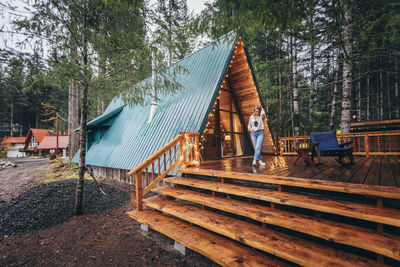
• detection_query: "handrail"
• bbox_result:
[279,130,400,157]
[128,132,200,211]
[127,134,183,176]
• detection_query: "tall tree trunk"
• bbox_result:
[340,5,352,134]
[376,74,380,120]
[10,98,13,137]
[292,36,300,136]
[309,31,315,133]
[386,63,391,119]
[330,47,340,131]
[35,107,39,128]
[367,71,370,121]
[395,55,399,118]
[74,20,89,216]
[68,79,79,159]
[379,64,383,120]
[357,70,361,122]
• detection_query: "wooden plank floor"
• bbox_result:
[197,156,400,187]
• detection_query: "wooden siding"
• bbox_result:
[227,41,276,154]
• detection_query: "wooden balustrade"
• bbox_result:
[127,132,200,211]
[279,130,400,157]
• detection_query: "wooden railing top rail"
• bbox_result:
[127,134,183,176]
[280,130,400,141]
[340,130,400,137]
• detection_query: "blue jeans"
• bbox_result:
[251,130,264,160]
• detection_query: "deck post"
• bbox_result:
[195,134,200,165]
[136,172,143,211]
[180,136,186,168]
[364,134,370,157]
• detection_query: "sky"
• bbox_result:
[0,0,209,55]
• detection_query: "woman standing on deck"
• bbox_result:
[248,106,266,167]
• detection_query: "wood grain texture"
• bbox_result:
[127,210,285,267]
[165,176,400,226]
[175,166,400,199]
[151,186,400,260]
[143,196,379,267]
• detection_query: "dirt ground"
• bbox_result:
[0,159,217,267]
[0,158,51,203]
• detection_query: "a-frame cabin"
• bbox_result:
[72,32,276,181]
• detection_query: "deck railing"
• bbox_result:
[127,132,199,211]
[279,130,400,157]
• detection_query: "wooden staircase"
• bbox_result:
[126,133,400,266]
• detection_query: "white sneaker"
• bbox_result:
[259,160,266,166]
[252,160,257,167]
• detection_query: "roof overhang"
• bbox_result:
[74,106,124,132]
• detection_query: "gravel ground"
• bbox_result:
[0,179,130,236]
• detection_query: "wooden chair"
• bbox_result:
[310,131,354,166]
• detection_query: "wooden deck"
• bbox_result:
[197,156,400,187]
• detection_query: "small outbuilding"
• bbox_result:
[37,136,69,157]
[2,137,26,158]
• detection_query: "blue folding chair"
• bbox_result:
[310,131,354,166]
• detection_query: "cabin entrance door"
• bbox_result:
[218,88,245,158]
[202,86,252,160]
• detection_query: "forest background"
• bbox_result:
[1,0,399,146]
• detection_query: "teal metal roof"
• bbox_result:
[87,106,124,128]
[72,32,237,171]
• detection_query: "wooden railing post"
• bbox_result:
[280,140,284,155]
[194,134,200,166]
[180,135,186,167]
[135,172,143,211]
[364,134,370,158]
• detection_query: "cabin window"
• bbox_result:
[219,87,244,157]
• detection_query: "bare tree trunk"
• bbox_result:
[10,98,13,137]
[68,80,79,159]
[279,63,283,137]
[330,47,340,131]
[309,34,315,133]
[74,20,89,216]
[379,64,383,120]
[292,36,300,136]
[367,71,370,121]
[340,5,352,134]
[357,70,361,122]
[395,55,399,118]
[35,107,39,128]
[376,74,380,120]
[386,64,391,119]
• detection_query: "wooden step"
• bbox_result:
[175,167,400,199]
[143,196,380,267]
[164,177,400,227]
[152,186,400,261]
[126,210,287,267]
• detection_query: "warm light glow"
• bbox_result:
[225,135,231,141]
